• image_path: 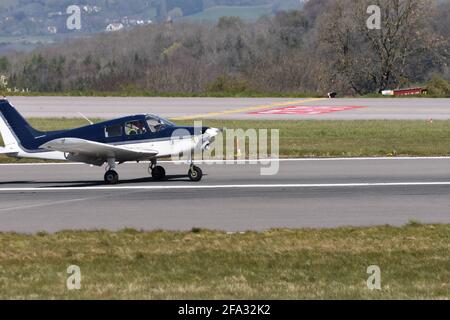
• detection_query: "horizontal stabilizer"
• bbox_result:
[0,146,18,156]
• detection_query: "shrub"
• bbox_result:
[426,75,450,97]
[207,74,251,94]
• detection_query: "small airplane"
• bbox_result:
[0,98,220,184]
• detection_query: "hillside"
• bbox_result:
[0,0,303,37]
[0,0,448,97]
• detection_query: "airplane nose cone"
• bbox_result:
[201,128,221,151]
[206,127,221,137]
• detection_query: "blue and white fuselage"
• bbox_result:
[0,98,219,183]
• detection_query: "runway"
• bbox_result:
[7,96,450,120]
[1,158,450,233]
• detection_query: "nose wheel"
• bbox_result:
[104,170,119,185]
[188,165,203,182]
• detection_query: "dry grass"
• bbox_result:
[0,224,449,299]
[2,119,450,163]
[195,120,450,158]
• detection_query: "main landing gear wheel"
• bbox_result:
[104,170,119,185]
[188,165,203,182]
[152,165,166,181]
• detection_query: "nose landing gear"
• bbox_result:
[188,165,203,182]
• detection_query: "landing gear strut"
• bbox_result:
[149,160,203,182]
[104,158,119,185]
[103,159,203,184]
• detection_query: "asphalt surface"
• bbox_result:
[1,158,450,233]
[7,96,450,120]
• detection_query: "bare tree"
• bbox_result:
[318,0,448,94]
[4,1,448,95]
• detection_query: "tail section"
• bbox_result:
[0,99,43,151]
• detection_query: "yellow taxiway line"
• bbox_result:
[171,97,326,120]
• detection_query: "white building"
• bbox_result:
[83,6,101,14]
[47,26,58,34]
[106,23,124,32]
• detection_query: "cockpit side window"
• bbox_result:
[105,124,122,138]
[125,120,147,136]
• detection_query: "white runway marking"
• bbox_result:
[0,191,140,212]
[0,196,103,212]
[0,182,450,192]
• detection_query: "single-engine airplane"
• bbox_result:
[0,98,220,184]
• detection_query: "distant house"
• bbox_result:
[106,23,124,32]
[47,26,58,34]
[82,5,101,14]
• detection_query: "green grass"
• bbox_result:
[4,91,450,98]
[187,119,450,158]
[0,224,448,299]
[3,90,321,98]
[2,119,450,163]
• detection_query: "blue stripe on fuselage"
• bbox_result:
[0,100,207,152]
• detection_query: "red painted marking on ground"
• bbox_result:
[249,106,367,115]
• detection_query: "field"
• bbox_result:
[1,119,450,163]
[196,119,450,158]
[1,119,449,299]
[0,224,448,299]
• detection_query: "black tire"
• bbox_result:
[104,170,119,185]
[188,166,203,182]
[152,166,166,181]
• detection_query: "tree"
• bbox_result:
[317,0,448,94]
[4,0,448,95]
[0,57,9,72]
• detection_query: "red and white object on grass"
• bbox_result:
[249,105,366,115]
[382,88,427,96]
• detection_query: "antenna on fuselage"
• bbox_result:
[77,112,94,125]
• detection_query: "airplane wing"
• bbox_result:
[0,146,18,156]
[40,138,158,161]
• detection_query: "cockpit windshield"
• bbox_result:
[146,115,174,133]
